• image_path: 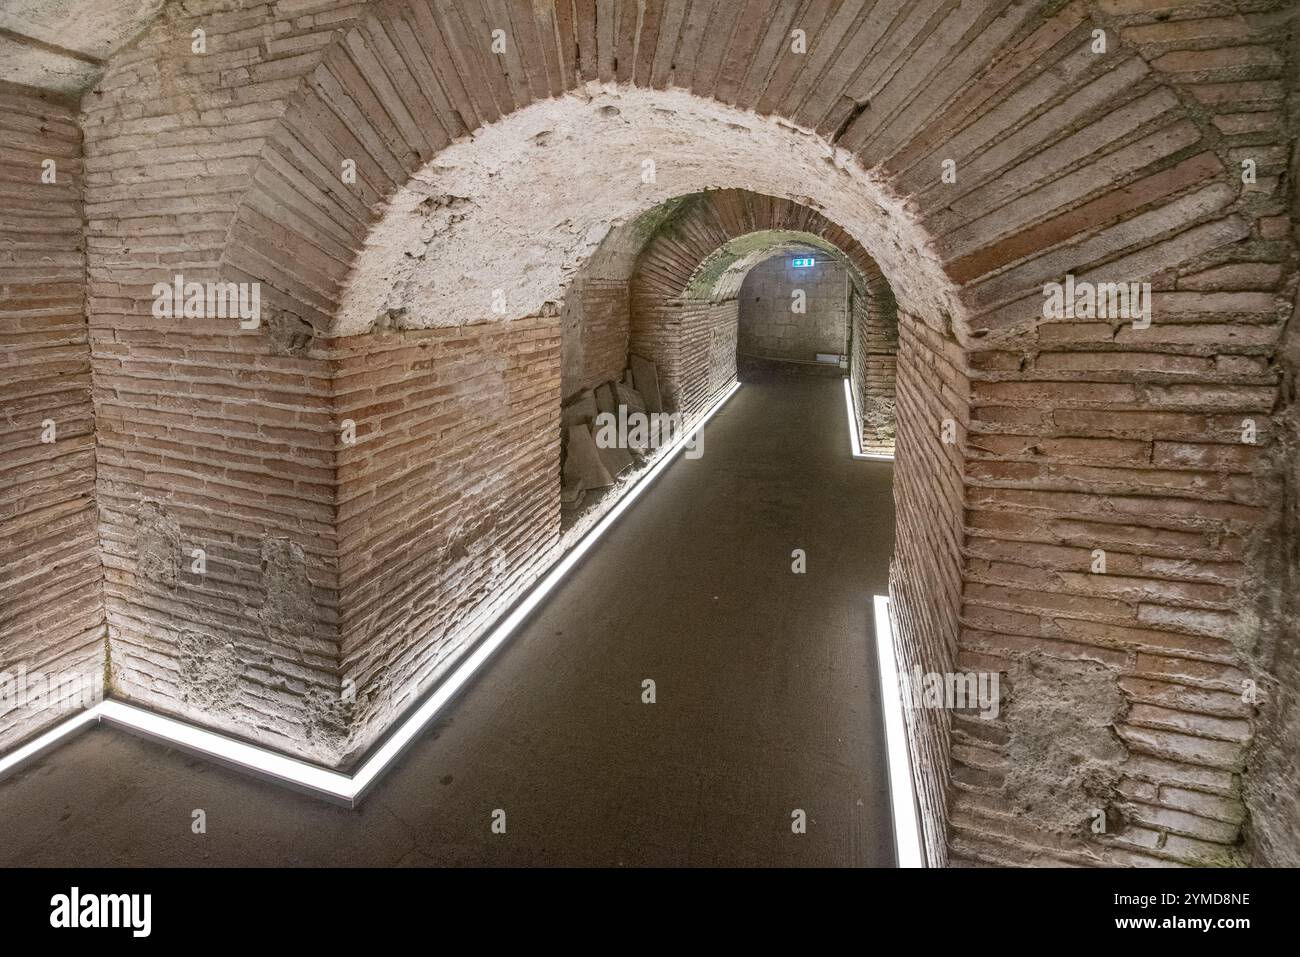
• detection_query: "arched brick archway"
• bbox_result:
[24,0,1289,867]
[215,0,1272,349]
[623,188,898,443]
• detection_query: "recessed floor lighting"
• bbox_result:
[873,594,924,867]
[843,377,894,462]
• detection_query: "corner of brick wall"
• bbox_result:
[0,81,105,752]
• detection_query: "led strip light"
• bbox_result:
[0,708,100,784]
[873,594,924,867]
[843,376,895,462]
[0,381,744,806]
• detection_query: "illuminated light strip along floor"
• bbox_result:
[843,376,895,462]
[0,381,744,807]
[873,594,925,867]
[0,707,99,785]
[348,378,742,802]
[99,700,355,802]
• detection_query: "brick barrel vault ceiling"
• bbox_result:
[208,0,1287,350]
[626,189,895,305]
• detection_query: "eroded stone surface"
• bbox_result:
[1005,658,1128,839]
[175,630,241,713]
[135,501,179,590]
[259,537,312,642]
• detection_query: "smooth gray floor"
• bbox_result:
[0,371,896,866]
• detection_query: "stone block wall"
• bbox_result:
[737,251,848,363]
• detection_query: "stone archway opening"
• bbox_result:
[551,189,906,537]
[733,241,856,381]
[293,91,961,814]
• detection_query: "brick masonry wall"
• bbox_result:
[676,300,739,421]
[628,295,683,410]
[331,317,561,762]
[80,1,366,763]
[889,316,969,867]
[1234,3,1300,868]
[82,0,367,337]
[94,316,346,763]
[851,283,898,456]
[0,82,103,752]
[629,190,894,418]
[560,277,629,400]
[1246,299,1300,866]
[737,252,848,363]
[950,313,1277,863]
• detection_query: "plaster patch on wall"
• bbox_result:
[303,686,352,751]
[135,501,179,589]
[175,630,241,712]
[334,86,957,341]
[260,537,312,642]
[1004,658,1128,838]
[265,310,316,357]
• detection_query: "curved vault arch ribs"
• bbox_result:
[614,189,899,446]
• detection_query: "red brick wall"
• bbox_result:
[951,319,1274,858]
[627,295,681,410]
[561,278,629,400]
[1246,304,1300,866]
[93,316,345,762]
[331,317,561,761]
[951,312,1276,862]
[1107,0,1300,868]
[675,301,739,420]
[629,190,890,416]
[889,316,969,867]
[851,284,898,456]
[2,0,1291,867]
[78,1,363,763]
[0,83,103,752]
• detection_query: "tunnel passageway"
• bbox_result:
[0,372,895,867]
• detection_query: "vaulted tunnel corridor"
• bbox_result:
[0,371,896,867]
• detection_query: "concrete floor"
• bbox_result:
[0,371,896,866]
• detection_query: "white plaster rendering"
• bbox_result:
[335,85,962,342]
